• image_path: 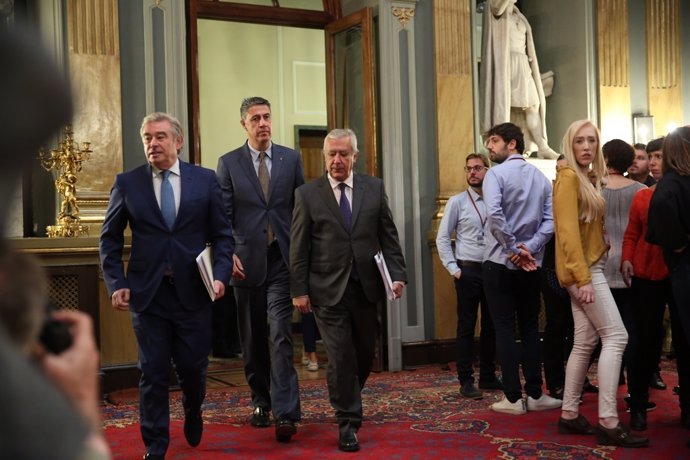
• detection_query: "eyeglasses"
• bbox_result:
[464,166,487,173]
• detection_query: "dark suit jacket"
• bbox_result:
[216,142,304,287]
[100,161,234,312]
[290,174,407,305]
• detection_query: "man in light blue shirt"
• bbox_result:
[481,122,559,416]
[436,153,500,400]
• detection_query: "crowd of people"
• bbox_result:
[3,23,690,460]
[438,120,690,450]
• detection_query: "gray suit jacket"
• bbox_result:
[217,142,304,287]
[290,174,407,305]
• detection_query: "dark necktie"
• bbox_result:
[338,182,351,228]
[160,170,176,230]
[338,182,358,280]
[258,151,274,245]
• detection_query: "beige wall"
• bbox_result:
[197,20,327,170]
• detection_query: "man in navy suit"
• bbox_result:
[290,128,407,452]
[216,97,304,442]
[100,112,234,460]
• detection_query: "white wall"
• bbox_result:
[197,21,326,170]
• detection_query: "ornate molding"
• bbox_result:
[647,0,680,89]
[391,6,415,28]
[67,0,118,56]
[434,0,471,76]
[597,0,629,88]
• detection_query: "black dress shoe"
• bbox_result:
[339,429,359,452]
[582,378,599,393]
[143,453,165,460]
[558,414,596,435]
[212,346,239,359]
[478,377,503,391]
[681,409,690,429]
[550,386,564,400]
[250,407,271,427]
[630,409,647,431]
[650,372,667,390]
[596,422,649,447]
[460,381,483,399]
[184,411,203,447]
[624,396,656,413]
[275,418,297,443]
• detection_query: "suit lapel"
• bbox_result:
[269,145,285,199]
[351,174,366,229]
[316,175,348,230]
[140,164,167,229]
[176,161,194,228]
[238,143,266,202]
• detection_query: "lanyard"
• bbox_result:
[468,190,486,227]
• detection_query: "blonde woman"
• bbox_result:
[553,120,648,447]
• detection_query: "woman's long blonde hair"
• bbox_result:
[560,120,606,223]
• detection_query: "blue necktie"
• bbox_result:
[338,183,351,228]
[160,170,176,230]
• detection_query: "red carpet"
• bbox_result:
[103,362,689,459]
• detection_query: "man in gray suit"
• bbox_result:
[290,128,407,452]
[216,97,304,443]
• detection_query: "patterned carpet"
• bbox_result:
[103,362,689,459]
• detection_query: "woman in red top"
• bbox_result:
[621,138,689,432]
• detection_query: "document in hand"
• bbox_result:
[196,246,215,301]
[374,250,396,300]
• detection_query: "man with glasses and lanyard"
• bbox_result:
[436,153,502,400]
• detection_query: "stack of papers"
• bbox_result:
[374,250,396,301]
[196,246,215,300]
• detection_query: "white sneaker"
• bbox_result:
[527,394,562,411]
[490,397,526,415]
[301,355,310,366]
[307,360,319,372]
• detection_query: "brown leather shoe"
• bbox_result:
[596,422,649,447]
[558,414,596,435]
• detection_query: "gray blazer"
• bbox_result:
[290,174,407,305]
[217,142,304,287]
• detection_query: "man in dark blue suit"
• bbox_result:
[216,97,304,443]
[100,112,234,460]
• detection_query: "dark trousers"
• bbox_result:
[301,312,320,353]
[482,261,543,403]
[454,264,496,384]
[312,279,378,434]
[131,279,212,456]
[235,243,300,421]
[670,262,690,411]
[212,290,240,355]
[540,267,573,393]
[612,288,634,376]
[627,277,671,409]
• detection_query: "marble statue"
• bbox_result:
[480,0,558,159]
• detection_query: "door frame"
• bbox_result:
[186,0,342,163]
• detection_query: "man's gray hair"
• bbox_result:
[140,112,183,140]
[323,128,359,154]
